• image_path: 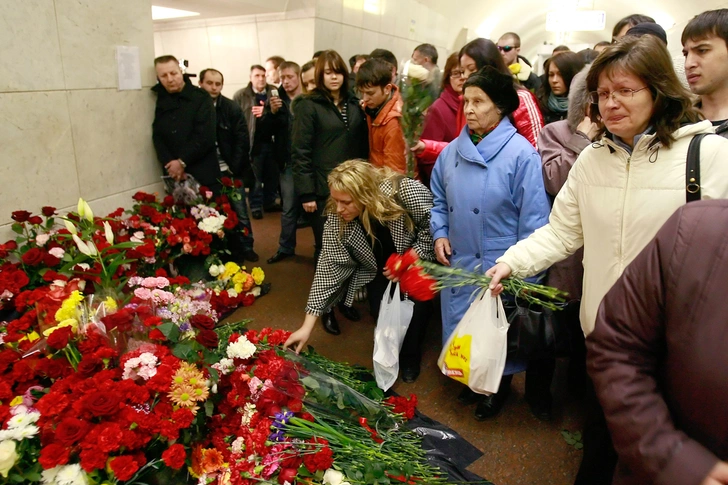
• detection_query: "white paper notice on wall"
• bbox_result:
[116,46,142,90]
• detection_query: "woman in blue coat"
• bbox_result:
[430,67,551,420]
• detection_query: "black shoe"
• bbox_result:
[474,383,511,421]
[243,250,259,262]
[321,310,340,335]
[264,203,283,212]
[267,251,294,264]
[527,399,553,421]
[457,387,481,405]
[251,210,263,220]
[259,282,272,296]
[337,303,361,321]
[401,365,420,383]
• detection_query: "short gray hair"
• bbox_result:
[567,65,591,133]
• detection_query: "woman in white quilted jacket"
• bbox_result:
[486,34,728,485]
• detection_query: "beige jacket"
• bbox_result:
[498,120,728,335]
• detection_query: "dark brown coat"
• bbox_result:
[587,200,728,485]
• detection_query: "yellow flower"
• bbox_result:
[251,267,265,286]
[54,290,84,322]
[103,297,117,312]
[233,283,243,294]
[221,262,240,280]
[9,396,23,407]
[43,319,78,337]
[232,272,247,285]
[19,331,40,343]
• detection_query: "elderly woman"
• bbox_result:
[284,160,435,383]
[430,66,551,420]
[487,34,728,484]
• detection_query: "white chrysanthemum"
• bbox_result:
[226,336,256,360]
[198,215,226,234]
[55,463,89,485]
[14,425,39,440]
[212,357,235,376]
[41,466,61,484]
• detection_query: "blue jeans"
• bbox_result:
[277,164,299,254]
[249,142,280,211]
[223,170,254,252]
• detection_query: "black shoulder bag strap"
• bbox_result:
[686,133,707,203]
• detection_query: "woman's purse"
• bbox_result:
[503,299,571,360]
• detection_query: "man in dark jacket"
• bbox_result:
[233,65,289,219]
[682,9,728,138]
[497,33,542,92]
[199,68,258,262]
[152,55,221,193]
[588,201,728,485]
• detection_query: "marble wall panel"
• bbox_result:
[257,18,316,64]
[55,0,156,90]
[378,0,396,36]
[316,0,344,23]
[207,23,261,87]
[339,24,364,61]
[342,0,364,28]
[0,91,80,226]
[314,19,344,53]
[0,0,65,92]
[155,28,212,75]
[66,89,160,201]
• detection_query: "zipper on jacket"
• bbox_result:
[617,155,631,262]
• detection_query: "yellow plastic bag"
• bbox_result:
[437,289,509,394]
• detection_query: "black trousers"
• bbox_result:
[367,271,430,369]
[573,375,618,485]
[309,201,327,263]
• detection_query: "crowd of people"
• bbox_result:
[151,8,728,485]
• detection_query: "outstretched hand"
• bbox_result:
[485,262,512,296]
[283,326,312,354]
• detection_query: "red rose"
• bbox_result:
[46,326,74,350]
[148,328,166,341]
[54,417,90,445]
[39,443,70,469]
[399,266,438,301]
[384,249,420,279]
[220,176,234,187]
[162,195,175,207]
[109,455,141,481]
[195,329,219,348]
[21,247,45,266]
[162,443,187,470]
[11,210,31,223]
[42,206,57,217]
[189,314,215,330]
[43,253,61,267]
[84,391,121,417]
[277,467,298,484]
[27,215,43,225]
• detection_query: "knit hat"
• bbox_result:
[626,23,668,46]
[462,66,519,117]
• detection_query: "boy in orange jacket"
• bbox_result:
[356,58,415,177]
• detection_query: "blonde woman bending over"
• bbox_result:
[284,160,435,383]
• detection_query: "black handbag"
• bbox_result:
[686,133,706,203]
[503,299,569,360]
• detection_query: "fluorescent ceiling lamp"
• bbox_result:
[546,10,606,32]
[152,6,200,20]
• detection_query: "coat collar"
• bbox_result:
[371,86,402,126]
[440,85,461,112]
[455,117,517,165]
[151,77,197,100]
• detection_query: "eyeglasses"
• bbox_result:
[497,45,518,53]
[450,70,464,78]
[588,87,649,104]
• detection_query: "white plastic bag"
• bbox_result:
[437,288,509,394]
[373,282,415,391]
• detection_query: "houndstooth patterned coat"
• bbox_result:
[305,177,436,316]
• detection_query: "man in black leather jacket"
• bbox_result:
[199,68,259,262]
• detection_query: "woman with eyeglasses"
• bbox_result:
[413,39,544,169]
[416,53,465,188]
[486,34,728,485]
[538,52,586,125]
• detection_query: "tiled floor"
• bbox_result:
[227,211,586,484]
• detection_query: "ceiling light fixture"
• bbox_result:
[152,6,200,20]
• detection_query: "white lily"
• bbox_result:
[77,198,94,222]
[103,221,114,245]
[64,219,78,235]
[72,235,97,257]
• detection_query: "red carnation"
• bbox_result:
[189,314,215,330]
[384,249,420,279]
[39,443,70,469]
[54,417,90,445]
[303,442,333,473]
[46,326,74,350]
[21,247,45,266]
[11,210,31,223]
[109,455,141,481]
[278,467,298,484]
[42,206,57,217]
[162,443,187,470]
[399,266,438,301]
[148,328,166,341]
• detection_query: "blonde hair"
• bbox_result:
[326,160,413,242]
